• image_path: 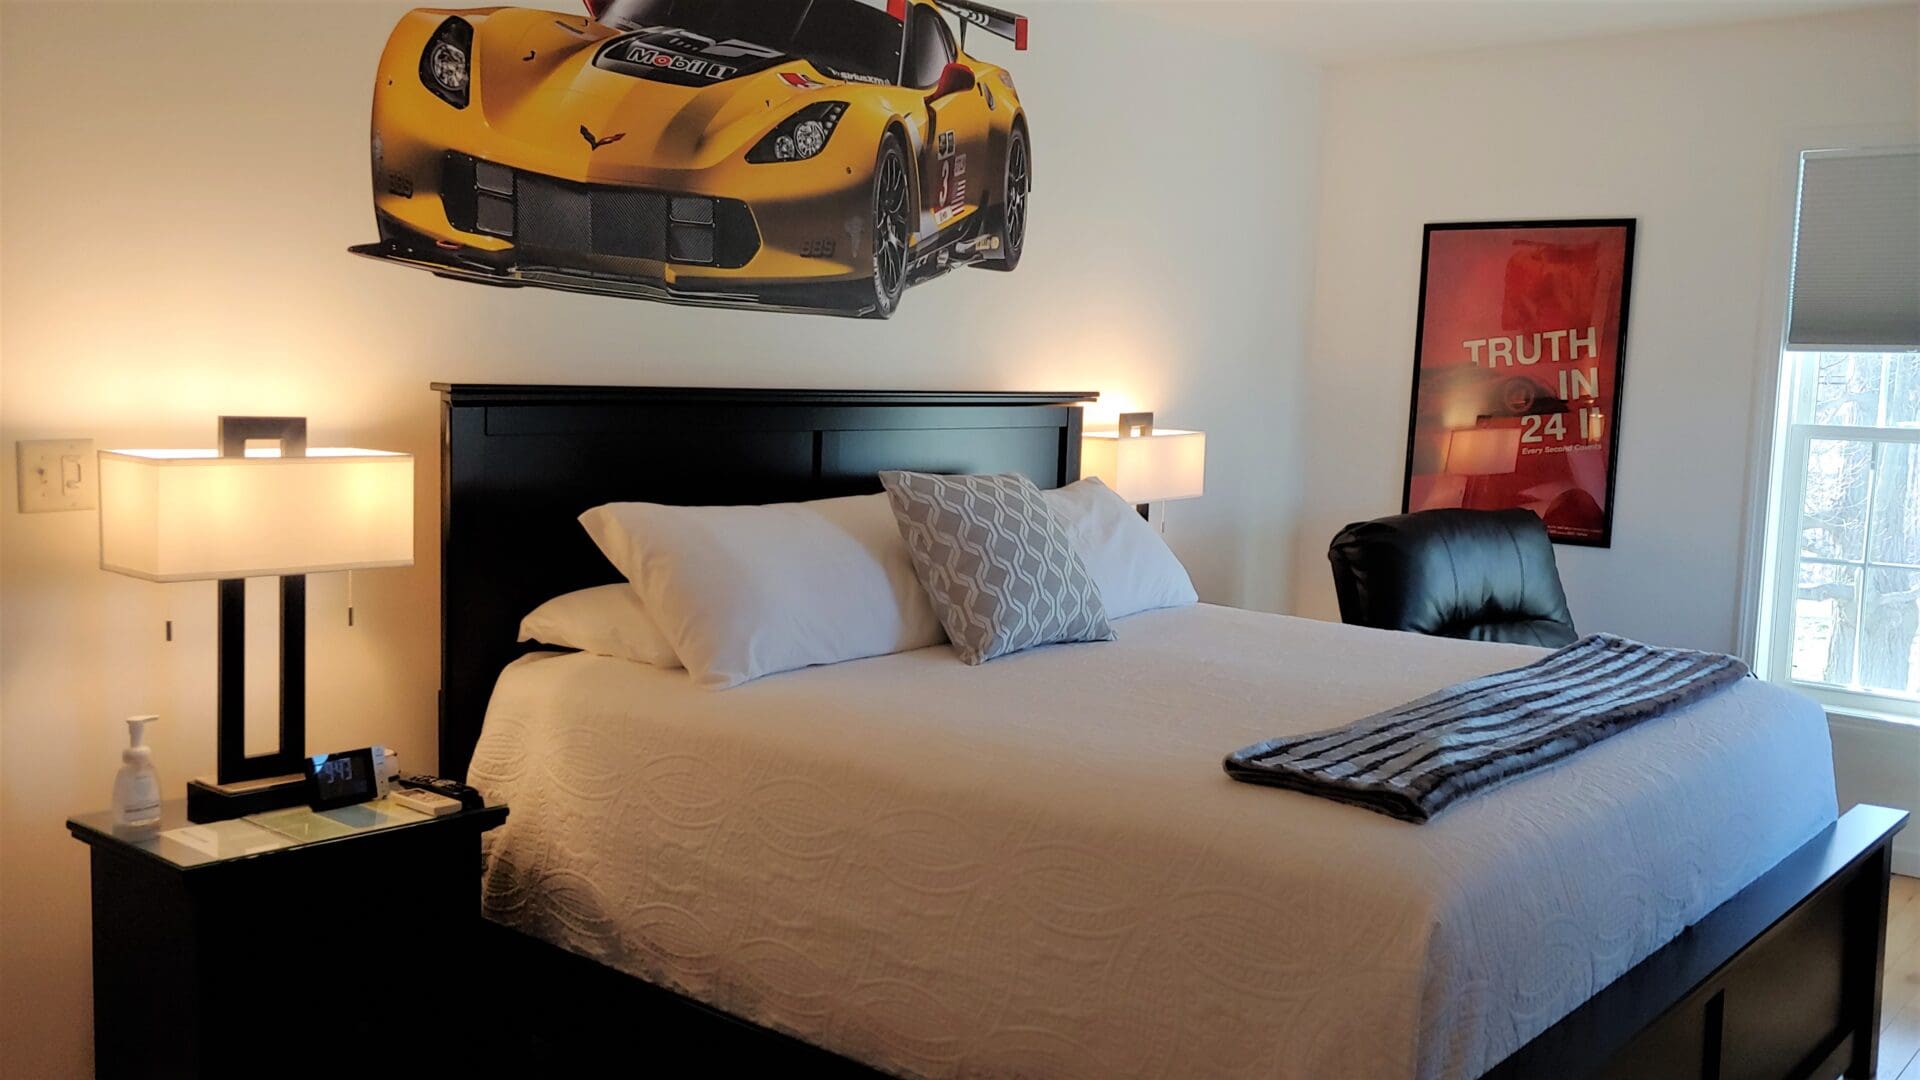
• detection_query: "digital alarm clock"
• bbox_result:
[302,746,396,811]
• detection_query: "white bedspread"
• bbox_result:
[470,604,1836,1079]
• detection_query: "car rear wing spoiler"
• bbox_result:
[934,0,1030,50]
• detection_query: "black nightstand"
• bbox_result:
[68,797,507,1079]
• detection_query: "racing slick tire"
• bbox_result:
[861,130,914,318]
[979,122,1029,273]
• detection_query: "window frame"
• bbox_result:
[1744,137,1920,726]
[1765,409,1920,719]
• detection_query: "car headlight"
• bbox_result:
[419,17,472,109]
[746,102,848,164]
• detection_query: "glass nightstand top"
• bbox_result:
[66,797,493,870]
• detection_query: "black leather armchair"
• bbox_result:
[1327,508,1578,647]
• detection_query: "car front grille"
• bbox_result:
[440,153,759,269]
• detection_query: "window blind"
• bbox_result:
[1787,149,1920,350]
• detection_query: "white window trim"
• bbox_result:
[1738,130,1920,729]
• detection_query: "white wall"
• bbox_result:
[1295,4,1920,653]
[0,2,1319,1074]
[1831,713,1920,872]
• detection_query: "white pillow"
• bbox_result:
[579,493,945,689]
[1044,477,1198,618]
[518,584,682,668]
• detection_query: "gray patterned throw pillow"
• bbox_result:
[879,471,1114,665]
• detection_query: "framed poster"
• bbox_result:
[1401,219,1636,547]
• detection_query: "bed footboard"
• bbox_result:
[1486,803,1906,1080]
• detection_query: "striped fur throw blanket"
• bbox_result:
[1223,634,1749,823]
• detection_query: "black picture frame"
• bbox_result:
[1401,218,1637,548]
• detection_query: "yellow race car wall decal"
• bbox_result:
[351,0,1031,318]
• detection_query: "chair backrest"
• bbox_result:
[1327,508,1578,647]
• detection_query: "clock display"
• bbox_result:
[303,747,379,811]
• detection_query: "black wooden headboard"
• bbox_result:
[434,383,1096,780]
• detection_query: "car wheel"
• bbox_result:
[980,124,1029,272]
[864,131,912,318]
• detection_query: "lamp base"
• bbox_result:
[186,774,308,823]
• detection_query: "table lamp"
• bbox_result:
[1080,412,1206,518]
[1443,424,1521,510]
[98,417,414,823]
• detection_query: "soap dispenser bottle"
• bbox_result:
[111,715,162,841]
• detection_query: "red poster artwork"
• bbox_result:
[1402,220,1636,546]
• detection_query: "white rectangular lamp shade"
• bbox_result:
[99,449,414,582]
[1081,429,1206,504]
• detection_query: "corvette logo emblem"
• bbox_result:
[580,125,625,150]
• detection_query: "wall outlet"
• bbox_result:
[17,439,96,513]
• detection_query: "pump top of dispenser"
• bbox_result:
[123,715,158,763]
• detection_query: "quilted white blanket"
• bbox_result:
[470,604,1836,1080]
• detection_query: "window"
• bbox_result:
[1769,353,1920,707]
[1754,149,1920,720]
[903,5,956,89]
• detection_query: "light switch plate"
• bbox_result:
[17,439,96,512]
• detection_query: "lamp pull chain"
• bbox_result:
[347,571,355,628]
[164,586,173,643]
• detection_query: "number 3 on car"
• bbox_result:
[351,0,1033,319]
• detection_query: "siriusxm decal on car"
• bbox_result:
[353,0,1033,320]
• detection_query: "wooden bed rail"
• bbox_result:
[1486,803,1906,1080]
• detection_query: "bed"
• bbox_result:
[436,383,1905,1080]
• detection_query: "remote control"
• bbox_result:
[390,789,461,817]
[395,773,484,811]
